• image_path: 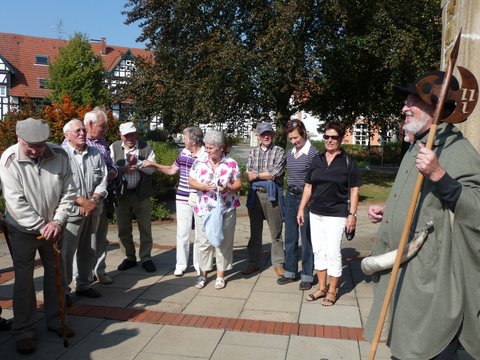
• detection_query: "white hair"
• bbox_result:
[84,107,107,127]
[204,130,225,148]
[63,119,84,134]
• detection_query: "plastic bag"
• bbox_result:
[203,191,224,247]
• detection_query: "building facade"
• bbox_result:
[0,33,151,121]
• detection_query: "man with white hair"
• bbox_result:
[61,119,107,301]
[0,118,76,354]
[84,107,118,284]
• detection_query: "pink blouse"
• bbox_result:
[189,155,241,216]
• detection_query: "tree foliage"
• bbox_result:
[0,96,120,151]
[48,33,111,106]
[123,0,441,146]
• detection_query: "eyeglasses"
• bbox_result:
[70,128,87,134]
[323,134,340,141]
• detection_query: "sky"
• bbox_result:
[1,0,145,49]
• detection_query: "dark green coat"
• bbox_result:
[364,123,480,359]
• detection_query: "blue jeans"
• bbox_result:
[283,191,314,283]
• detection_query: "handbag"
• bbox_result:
[344,155,355,241]
[202,191,224,247]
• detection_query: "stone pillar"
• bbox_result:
[442,0,480,150]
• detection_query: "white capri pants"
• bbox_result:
[309,213,346,278]
[194,209,236,272]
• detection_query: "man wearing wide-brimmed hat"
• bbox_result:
[0,118,76,354]
[364,71,480,359]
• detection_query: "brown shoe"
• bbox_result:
[16,337,35,355]
[274,266,285,277]
[242,265,260,275]
[96,274,113,285]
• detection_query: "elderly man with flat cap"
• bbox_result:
[244,122,286,277]
[364,71,480,360]
[110,122,157,273]
[0,118,76,354]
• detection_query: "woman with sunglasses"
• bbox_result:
[297,121,362,306]
[277,119,318,291]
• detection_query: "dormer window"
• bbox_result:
[35,55,49,65]
[39,78,47,89]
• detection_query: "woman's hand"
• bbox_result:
[346,214,356,233]
[297,208,305,226]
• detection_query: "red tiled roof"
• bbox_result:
[0,32,151,99]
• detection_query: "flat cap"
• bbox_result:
[16,118,50,143]
[256,122,274,135]
[119,122,137,136]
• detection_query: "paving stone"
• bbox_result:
[142,325,223,358]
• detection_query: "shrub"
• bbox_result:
[151,198,172,220]
[150,141,180,198]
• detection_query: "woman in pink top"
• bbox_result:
[189,130,242,289]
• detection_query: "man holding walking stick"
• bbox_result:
[0,118,76,354]
[364,70,480,359]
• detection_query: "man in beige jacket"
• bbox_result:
[0,118,76,355]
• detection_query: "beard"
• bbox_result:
[403,113,430,137]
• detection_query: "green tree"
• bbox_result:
[308,1,442,135]
[123,0,441,146]
[48,33,111,106]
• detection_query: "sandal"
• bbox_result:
[214,277,225,289]
[321,291,337,306]
[306,288,328,302]
[195,276,206,289]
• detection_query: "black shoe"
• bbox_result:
[65,294,72,307]
[47,325,75,338]
[299,281,313,291]
[0,317,12,331]
[142,260,156,273]
[16,338,35,355]
[117,259,137,271]
[277,276,298,285]
[75,287,101,298]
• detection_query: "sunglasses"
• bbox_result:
[323,134,340,141]
[287,120,299,131]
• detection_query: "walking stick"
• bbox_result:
[368,31,478,359]
[38,235,69,347]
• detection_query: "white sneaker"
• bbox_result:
[174,269,184,277]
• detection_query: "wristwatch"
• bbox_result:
[348,211,357,218]
[255,172,259,180]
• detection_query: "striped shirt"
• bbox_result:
[174,146,207,202]
[247,144,286,185]
[286,141,319,187]
[86,137,114,169]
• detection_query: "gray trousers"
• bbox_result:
[94,204,109,275]
[62,210,100,292]
[115,191,153,263]
[8,226,64,340]
[247,191,284,268]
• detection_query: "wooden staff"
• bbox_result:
[38,235,68,347]
[368,32,462,359]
